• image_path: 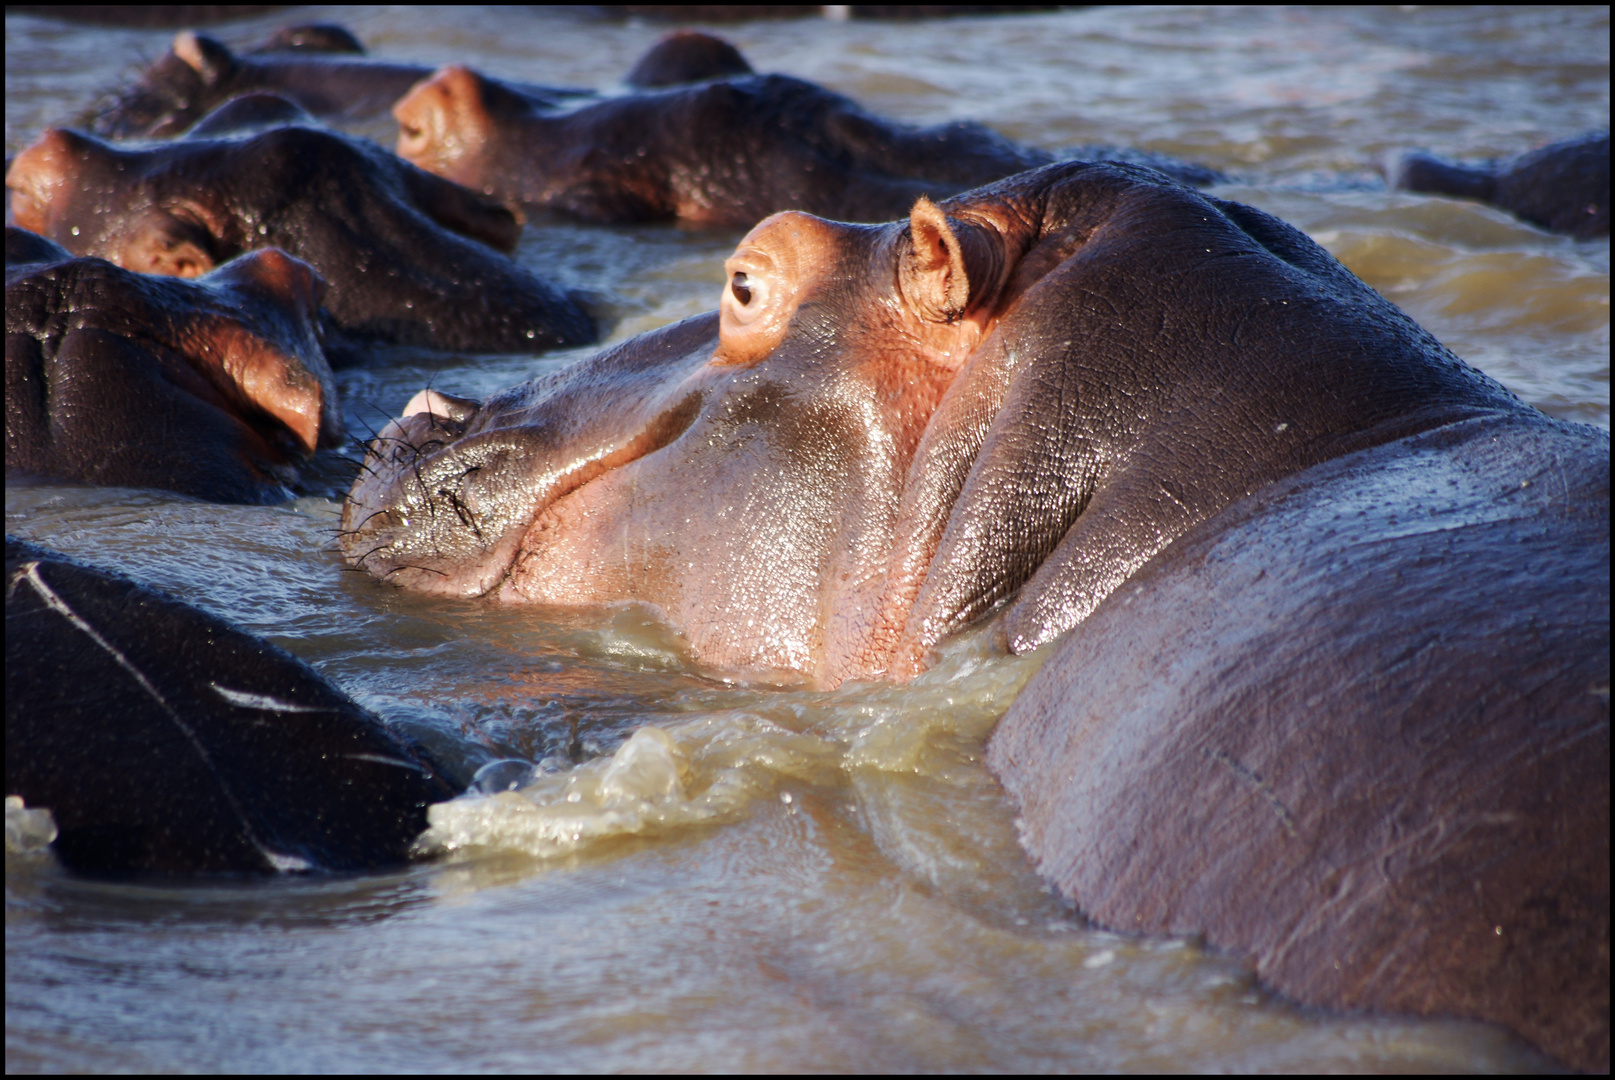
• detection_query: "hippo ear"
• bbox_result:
[898,197,1005,324]
[121,211,217,278]
[173,32,239,86]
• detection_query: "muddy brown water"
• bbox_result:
[5,5,1607,1072]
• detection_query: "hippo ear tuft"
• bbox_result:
[901,196,971,323]
[173,32,238,86]
[900,196,1006,324]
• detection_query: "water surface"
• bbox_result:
[6,4,1605,1072]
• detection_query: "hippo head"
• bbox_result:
[394,33,756,203]
[341,162,1512,685]
[7,236,342,501]
[90,31,244,140]
[9,128,235,279]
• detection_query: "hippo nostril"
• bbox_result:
[731,272,751,305]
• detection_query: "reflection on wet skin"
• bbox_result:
[5,5,1609,1075]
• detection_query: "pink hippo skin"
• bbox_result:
[340,162,1607,1070]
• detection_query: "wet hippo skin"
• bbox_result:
[624,30,756,89]
[338,162,1608,1067]
[5,119,595,357]
[988,416,1610,1074]
[1393,131,1610,239]
[340,161,1540,681]
[4,536,459,875]
[393,51,1220,227]
[6,227,341,503]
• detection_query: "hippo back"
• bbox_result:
[987,413,1610,1072]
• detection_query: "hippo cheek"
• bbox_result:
[497,427,864,678]
[499,459,811,673]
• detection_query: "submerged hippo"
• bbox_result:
[393,48,1220,227]
[6,115,594,357]
[4,536,457,875]
[88,25,777,140]
[88,25,589,140]
[6,227,340,503]
[340,162,1608,1069]
[1393,131,1610,239]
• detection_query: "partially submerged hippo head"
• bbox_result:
[6,229,340,502]
[1393,130,1610,239]
[6,120,593,355]
[624,31,755,89]
[341,161,1517,685]
[392,64,1055,226]
[87,26,421,140]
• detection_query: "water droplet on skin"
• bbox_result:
[70,226,80,236]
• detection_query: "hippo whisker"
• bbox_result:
[438,487,484,541]
[381,561,447,581]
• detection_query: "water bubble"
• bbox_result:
[470,758,536,794]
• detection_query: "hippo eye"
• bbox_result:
[731,272,752,305]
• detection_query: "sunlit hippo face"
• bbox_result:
[341,192,1013,685]
[341,161,1514,686]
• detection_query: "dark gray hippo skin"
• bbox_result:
[336,161,1608,1068]
[624,30,756,89]
[393,45,1221,227]
[5,116,596,358]
[987,415,1610,1074]
[87,25,592,140]
[4,536,458,875]
[6,226,341,504]
[1394,132,1610,239]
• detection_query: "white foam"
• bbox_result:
[5,795,58,853]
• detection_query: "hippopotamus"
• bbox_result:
[86,25,592,140]
[4,536,458,874]
[624,30,756,88]
[338,162,1608,1069]
[392,47,1221,227]
[6,227,341,503]
[5,115,595,357]
[87,25,776,141]
[1392,131,1610,239]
